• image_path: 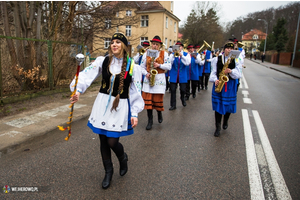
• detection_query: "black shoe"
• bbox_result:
[102,160,114,189]
[214,129,220,137]
[118,153,128,176]
[146,119,153,130]
[205,86,208,90]
[223,122,228,130]
[182,100,187,107]
[157,111,163,123]
[169,106,176,110]
[193,94,196,98]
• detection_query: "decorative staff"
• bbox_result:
[57,53,85,140]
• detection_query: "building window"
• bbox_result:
[166,17,168,28]
[169,39,172,47]
[126,10,132,16]
[174,22,177,33]
[126,25,131,36]
[105,18,111,29]
[253,34,258,39]
[165,38,168,49]
[141,15,149,27]
[104,38,110,49]
[140,37,148,45]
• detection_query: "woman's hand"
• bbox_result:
[215,80,220,86]
[224,68,232,74]
[146,73,151,79]
[153,62,160,68]
[131,117,138,128]
[70,91,81,104]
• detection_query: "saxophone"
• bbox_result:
[215,56,232,93]
[150,57,158,86]
[147,49,158,87]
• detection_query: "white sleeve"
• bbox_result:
[169,53,175,65]
[139,54,148,75]
[209,58,218,82]
[180,52,191,66]
[159,52,171,71]
[229,58,242,79]
[70,56,104,93]
[196,54,205,65]
[129,64,145,117]
[133,53,140,64]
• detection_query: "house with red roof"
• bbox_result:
[241,29,267,54]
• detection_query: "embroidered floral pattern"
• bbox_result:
[84,65,97,72]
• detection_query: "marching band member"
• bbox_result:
[69,32,144,189]
[209,40,242,137]
[169,41,191,110]
[140,36,171,130]
[194,44,203,92]
[133,41,150,65]
[202,47,213,90]
[186,44,204,99]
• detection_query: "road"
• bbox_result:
[0,59,299,199]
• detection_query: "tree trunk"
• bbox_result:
[1,2,22,86]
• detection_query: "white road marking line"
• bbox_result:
[0,131,23,138]
[242,73,249,89]
[242,109,265,200]
[5,103,86,128]
[243,98,253,104]
[239,78,244,89]
[253,110,292,200]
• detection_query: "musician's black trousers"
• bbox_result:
[201,73,210,88]
[186,80,199,96]
[99,135,124,161]
[170,82,186,107]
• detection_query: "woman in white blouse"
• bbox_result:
[70,33,144,189]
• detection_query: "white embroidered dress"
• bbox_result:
[70,56,144,136]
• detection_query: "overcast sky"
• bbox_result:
[173,1,296,26]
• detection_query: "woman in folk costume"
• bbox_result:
[140,36,171,130]
[168,41,191,110]
[185,44,204,99]
[70,32,144,189]
[209,41,242,137]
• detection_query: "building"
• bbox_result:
[241,29,267,54]
[92,1,180,57]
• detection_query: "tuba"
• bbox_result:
[147,49,159,87]
[215,50,241,93]
[197,40,211,54]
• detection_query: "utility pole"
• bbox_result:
[291,10,300,67]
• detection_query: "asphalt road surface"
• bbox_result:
[1,59,299,199]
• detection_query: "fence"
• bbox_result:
[0,35,94,105]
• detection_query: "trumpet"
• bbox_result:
[172,45,180,57]
[137,45,148,55]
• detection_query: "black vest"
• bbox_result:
[216,55,236,80]
[99,56,132,99]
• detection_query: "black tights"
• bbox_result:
[215,111,231,124]
[99,135,124,161]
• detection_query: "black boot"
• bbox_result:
[146,109,153,130]
[223,113,231,130]
[214,112,222,137]
[102,160,113,189]
[214,123,221,137]
[118,153,128,176]
[157,111,163,123]
[181,95,187,107]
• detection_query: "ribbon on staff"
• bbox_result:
[57,54,84,141]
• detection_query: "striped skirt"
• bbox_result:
[142,92,164,111]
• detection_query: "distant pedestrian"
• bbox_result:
[254,53,257,60]
[250,53,253,60]
[261,53,265,63]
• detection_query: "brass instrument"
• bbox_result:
[215,50,241,93]
[211,41,215,52]
[197,40,211,54]
[137,44,148,55]
[172,45,180,57]
[147,49,159,86]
